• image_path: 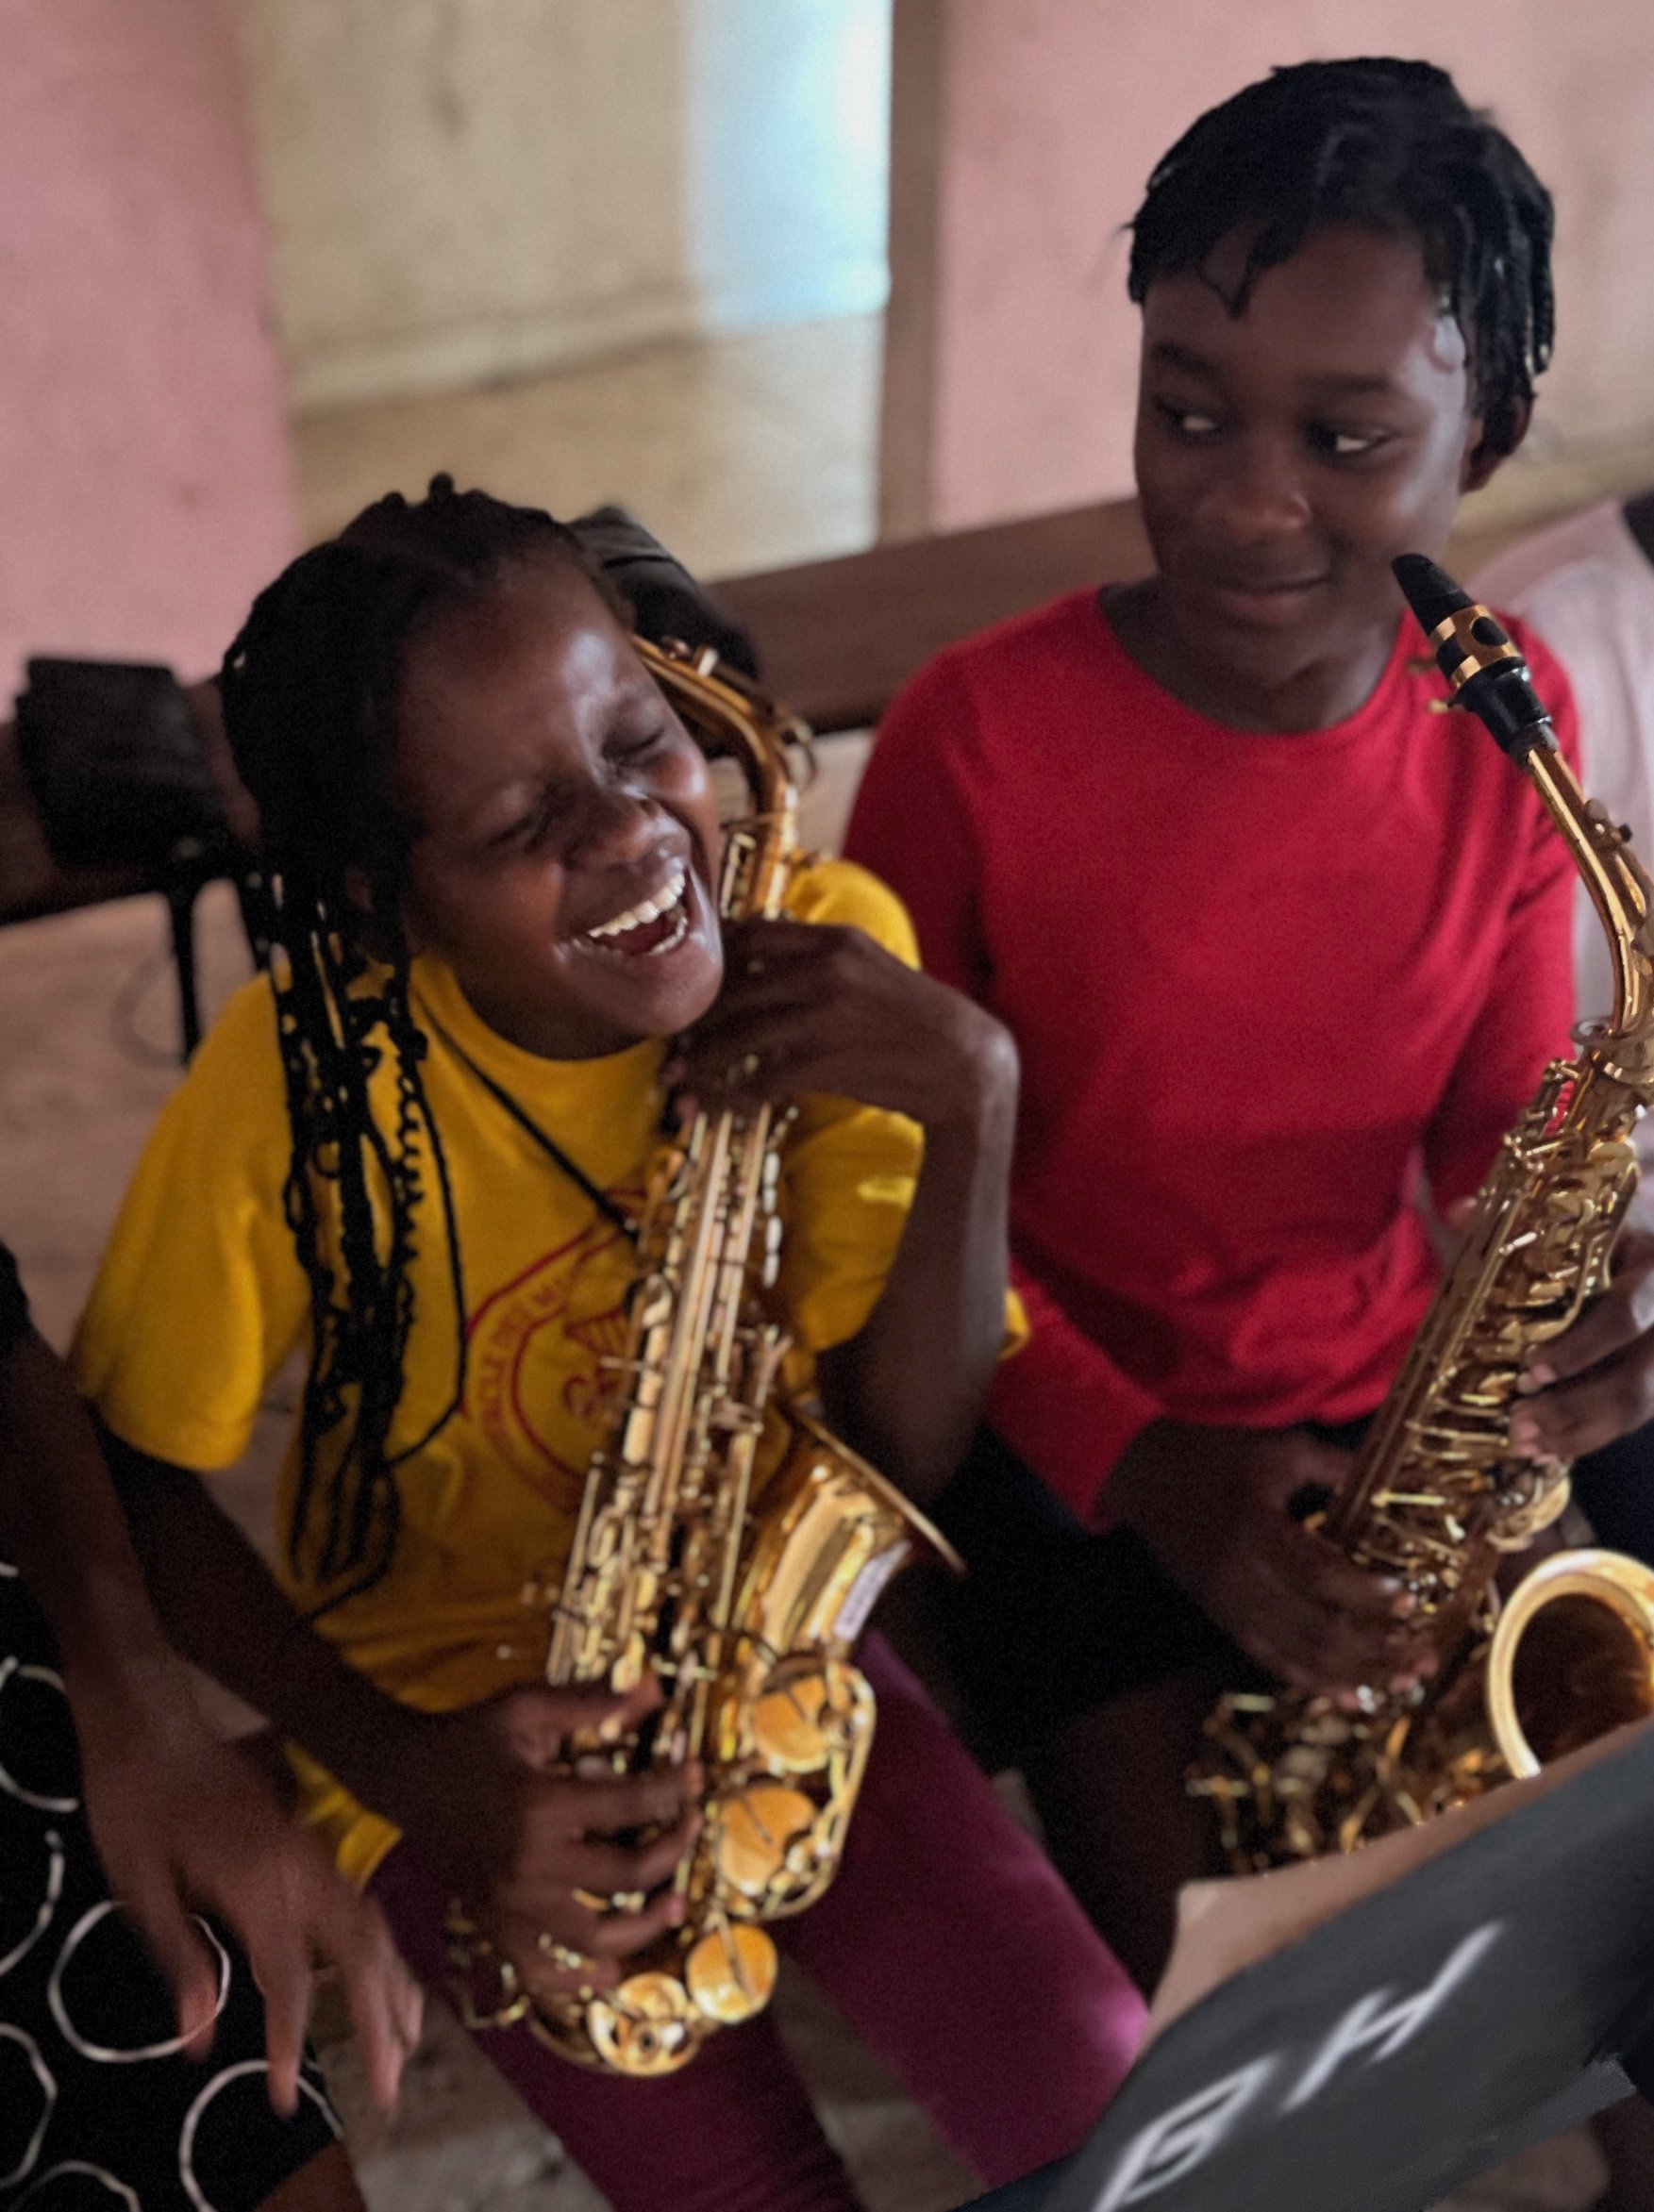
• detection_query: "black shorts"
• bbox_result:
[0,1564,340,2210]
[927,1423,1374,1763]
[927,1427,1237,1761]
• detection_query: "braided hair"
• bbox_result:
[1128,58,1555,457]
[220,476,603,1610]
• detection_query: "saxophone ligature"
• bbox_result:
[1193,554,1654,1871]
[448,638,961,2073]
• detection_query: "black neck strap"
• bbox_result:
[417,1000,640,1246]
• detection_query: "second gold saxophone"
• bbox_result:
[450,639,959,2074]
[1194,554,1654,1871]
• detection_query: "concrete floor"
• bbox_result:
[292,313,883,576]
[0,318,1615,2209]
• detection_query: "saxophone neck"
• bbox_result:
[629,632,808,1289]
[634,635,807,923]
[1393,553,1654,1052]
[1522,742,1654,1048]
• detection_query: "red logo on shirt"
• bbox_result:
[466,1205,639,1500]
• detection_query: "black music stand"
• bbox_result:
[958,1721,1654,2212]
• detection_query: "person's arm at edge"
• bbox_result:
[985,1263,1163,1522]
[0,1334,198,1773]
[96,1430,430,1838]
[0,1322,421,2108]
[813,989,1020,1509]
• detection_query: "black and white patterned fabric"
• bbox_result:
[0,1249,341,2208]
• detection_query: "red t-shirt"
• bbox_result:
[843,590,1580,1522]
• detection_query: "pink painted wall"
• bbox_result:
[889,0,1654,533]
[0,0,298,698]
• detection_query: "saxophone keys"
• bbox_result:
[587,1972,701,2077]
[713,1780,818,1899]
[749,1668,833,1771]
[1335,1788,1382,1853]
[443,1907,534,2032]
[610,1633,649,1693]
[684,1923,778,2025]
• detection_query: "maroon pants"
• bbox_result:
[372,1638,1144,2212]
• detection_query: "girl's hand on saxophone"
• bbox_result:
[1109,1420,1438,1701]
[672,916,1015,1132]
[1510,1225,1654,1463]
[370,1676,704,2009]
[92,1447,702,2024]
[672,914,1019,1507]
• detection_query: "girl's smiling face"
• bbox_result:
[1128,223,1515,724]
[394,556,725,1058]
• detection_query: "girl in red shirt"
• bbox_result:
[847,58,1654,2025]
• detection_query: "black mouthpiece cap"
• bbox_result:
[1392,553,1472,635]
[1392,550,1554,761]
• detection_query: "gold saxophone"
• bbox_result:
[1193,555,1654,1872]
[450,638,959,2074]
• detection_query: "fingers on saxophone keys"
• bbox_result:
[1313,1613,1434,1708]
[572,1888,690,1962]
[561,1817,702,1901]
[497,1917,619,1999]
[1507,1405,1548,1458]
[554,1764,704,1838]
[1520,1265,1654,1399]
[1512,1342,1654,1461]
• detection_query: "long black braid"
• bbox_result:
[220,476,603,1610]
[1128,58,1555,457]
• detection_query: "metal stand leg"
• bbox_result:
[164,877,202,1061]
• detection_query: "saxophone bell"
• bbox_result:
[1485,1547,1654,1778]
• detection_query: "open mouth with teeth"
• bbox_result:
[575,864,693,961]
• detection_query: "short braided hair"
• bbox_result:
[1128,58,1555,457]
[220,476,603,1608]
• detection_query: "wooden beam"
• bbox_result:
[715,495,1153,733]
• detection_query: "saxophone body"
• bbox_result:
[1193,557,1654,1872]
[454,640,958,2075]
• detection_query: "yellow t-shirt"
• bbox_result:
[75,857,947,1884]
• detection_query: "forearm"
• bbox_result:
[984,1265,1162,1521]
[820,1042,1017,1505]
[0,1335,178,1696]
[100,1430,416,1812]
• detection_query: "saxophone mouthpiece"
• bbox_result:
[1392,553,1470,637]
[1392,552,1555,761]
